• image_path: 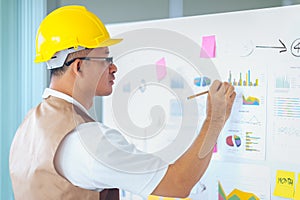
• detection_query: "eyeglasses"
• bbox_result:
[64,57,113,67]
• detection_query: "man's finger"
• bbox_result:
[209,80,222,93]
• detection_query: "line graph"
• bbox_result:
[231,115,262,126]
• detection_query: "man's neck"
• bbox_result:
[49,78,93,110]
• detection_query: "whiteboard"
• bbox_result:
[101,5,300,200]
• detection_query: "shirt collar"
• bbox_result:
[42,88,92,118]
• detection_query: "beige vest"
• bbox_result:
[10,96,119,200]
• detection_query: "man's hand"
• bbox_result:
[198,80,236,159]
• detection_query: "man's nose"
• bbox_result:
[109,63,117,74]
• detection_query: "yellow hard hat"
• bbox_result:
[34,5,122,64]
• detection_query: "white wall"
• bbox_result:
[183,0,283,16]
[58,0,169,23]
[53,0,300,24]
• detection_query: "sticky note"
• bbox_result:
[156,57,167,81]
[162,197,176,200]
[294,174,300,200]
[148,195,160,200]
[213,143,217,153]
[273,170,295,198]
[294,184,300,200]
[200,35,216,58]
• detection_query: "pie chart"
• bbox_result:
[226,135,242,147]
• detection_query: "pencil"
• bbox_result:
[187,90,209,100]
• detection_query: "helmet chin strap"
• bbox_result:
[46,47,85,69]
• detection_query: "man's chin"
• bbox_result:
[95,90,112,96]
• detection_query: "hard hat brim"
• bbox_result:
[97,38,123,47]
[34,38,123,65]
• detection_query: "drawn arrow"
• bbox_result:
[256,39,287,53]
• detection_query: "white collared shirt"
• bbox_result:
[43,89,168,198]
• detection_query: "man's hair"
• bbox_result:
[50,49,92,79]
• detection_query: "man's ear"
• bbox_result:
[70,59,82,77]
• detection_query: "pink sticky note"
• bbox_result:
[200,35,216,58]
[213,143,217,153]
[156,57,167,81]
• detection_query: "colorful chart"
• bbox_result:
[218,181,259,200]
[242,95,260,106]
[219,181,227,200]
[228,70,259,87]
[194,76,211,87]
[226,135,242,147]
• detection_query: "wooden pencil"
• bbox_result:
[187,90,209,100]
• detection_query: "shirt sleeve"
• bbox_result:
[55,122,168,198]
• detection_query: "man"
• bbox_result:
[9,5,236,200]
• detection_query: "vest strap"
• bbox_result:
[100,189,120,200]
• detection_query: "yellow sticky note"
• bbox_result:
[162,197,176,200]
[294,183,300,200]
[294,174,300,200]
[273,170,295,198]
[148,195,160,200]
